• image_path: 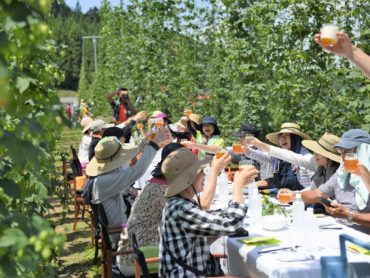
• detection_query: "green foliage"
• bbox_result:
[48,0,100,90]
[81,0,369,143]
[0,0,65,276]
[261,195,287,216]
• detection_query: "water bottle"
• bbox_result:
[292,193,305,231]
[248,186,262,225]
[217,170,229,207]
[303,208,319,253]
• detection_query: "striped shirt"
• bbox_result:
[159,197,248,277]
[248,148,314,188]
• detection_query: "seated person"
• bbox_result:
[280,129,370,233]
[231,123,272,187]
[251,132,340,189]
[186,116,225,158]
[245,122,314,191]
[116,143,231,275]
[86,128,172,246]
[159,148,258,277]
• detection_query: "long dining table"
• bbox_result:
[209,188,370,278]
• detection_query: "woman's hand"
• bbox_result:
[234,166,258,188]
[323,201,349,219]
[250,137,270,152]
[211,152,231,174]
[314,32,354,59]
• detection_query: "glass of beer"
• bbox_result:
[238,159,253,171]
[320,23,339,47]
[278,188,293,205]
[344,153,359,173]
[154,119,164,129]
[184,109,192,117]
[136,122,144,130]
[232,143,243,154]
[245,134,255,148]
[215,149,226,159]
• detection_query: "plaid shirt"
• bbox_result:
[159,197,248,277]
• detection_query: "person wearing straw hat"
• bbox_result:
[252,132,341,189]
[86,128,172,245]
[184,112,202,156]
[88,119,115,161]
[245,122,314,191]
[287,129,370,233]
[159,148,258,277]
[117,143,231,275]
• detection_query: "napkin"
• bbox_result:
[347,243,370,256]
[239,236,281,246]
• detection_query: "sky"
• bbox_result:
[64,0,122,13]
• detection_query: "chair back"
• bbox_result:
[131,233,150,278]
[70,146,82,177]
[321,234,370,278]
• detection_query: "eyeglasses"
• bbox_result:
[337,147,356,155]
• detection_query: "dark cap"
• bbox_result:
[334,129,370,149]
[102,127,125,139]
[234,123,260,138]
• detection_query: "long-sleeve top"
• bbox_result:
[159,197,248,277]
[269,146,338,189]
[248,148,314,189]
[91,143,158,245]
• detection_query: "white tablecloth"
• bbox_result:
[226,217,370,278]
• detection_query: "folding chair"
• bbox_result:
[321,234,370,278]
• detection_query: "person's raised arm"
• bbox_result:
[232,165,258,204]
[107,90,119,105]
[200,153,231,210]
[314,31,370,79]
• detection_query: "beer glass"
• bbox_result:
[344,153,359,173]
[215,149,226,159]
[184,109,192,117]
[320,23,339,47]
[278,188,293,204]
[232,143,243,154]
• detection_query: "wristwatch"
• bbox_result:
[347,211,355,224]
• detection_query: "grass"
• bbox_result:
[58,89,78,97]
[49,126,99,277]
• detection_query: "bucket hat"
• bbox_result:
[266,122,311,145]
[86,137,138,176]
[162,148,211,197]
[199,116,220,135]
[302,133,341,163]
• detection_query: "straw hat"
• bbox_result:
[162,148,211,197]
[189,113,201,125]
[302,133,341,163]
[175,117,188,129]
[86,137,138,176]
[266,123,311,145]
